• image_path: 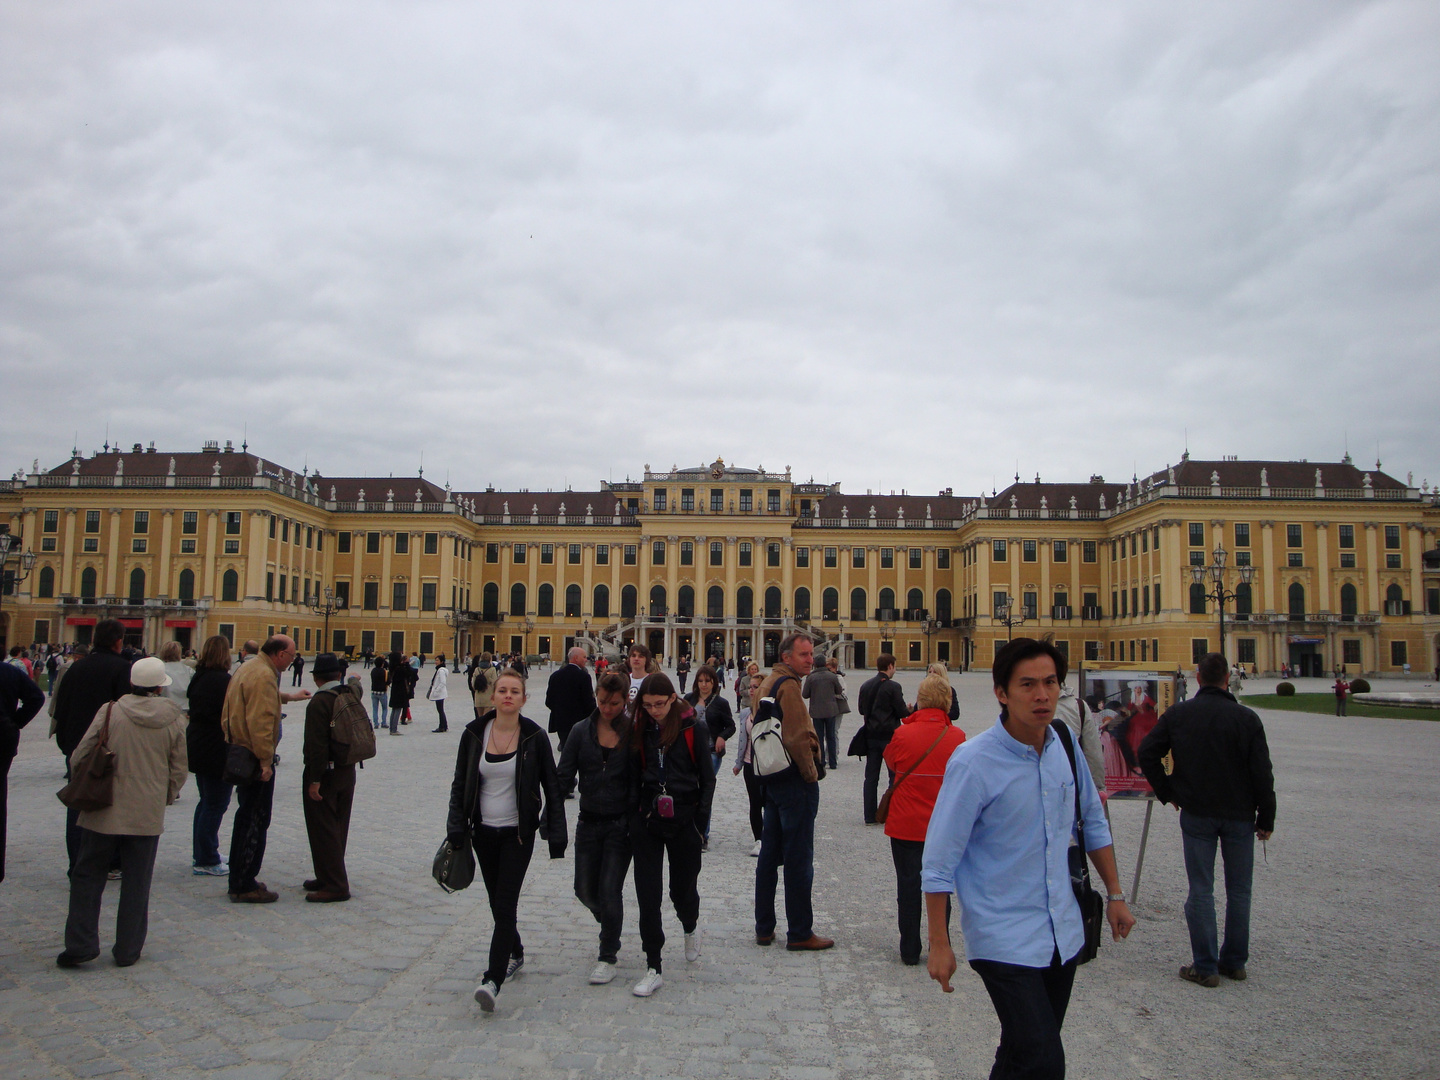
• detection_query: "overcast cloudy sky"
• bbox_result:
[3,2,1437,496]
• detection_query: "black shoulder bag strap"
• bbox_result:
[1052,719,1102,963]
[1050,720,1085,849]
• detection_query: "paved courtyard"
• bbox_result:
[1,665,1436,1079]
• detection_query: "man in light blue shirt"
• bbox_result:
[923,638,1136,1080]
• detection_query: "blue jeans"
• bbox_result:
[813,716,839,769]
[1180,811,1255,975]
[192,772,234,867]
[370,692,388,729]
[755,772,819,943]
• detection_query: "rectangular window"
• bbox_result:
[337,531,352,553]
[1142,585,1150,615]
[937,548,950,569]
[568,543,581,564]
[395,532,409,555]
[1022,540,1037,562]
[224,513,242,536]
[390,631,405,654]
[513,543,526,564]
[1053,541,1067,562]
[131,537,147,553]
[1339,524,1355,549]
[424,532,438,554]
[596,544,610,565]
[366,531,380,553]
[795,546,810,568]
[392,581,408,610]
[176,511,197,536]
[1386,553,1402,569]
[1237,638,1256,664]
[1340,552,1356,568]
[1428,588,1440,616]
[419,631,434,654]
[224,539,239,554]
[541,543,554,564]
[266,572,275,602]
[1190,550,1206,566]
[623,545,637,566]
[1286,523,1302,548]
[291,577,299,604]
[680,541,694,566]
[1188,522,1204,547]
[740,489,753,512]
[739,542,752,567]
[1084,640,1102,661]
[881,548,894,569]
[278,574,288,603]
[1082,541,1096,563]
[85,509,101,533]
[851,547,865,569]
[306,526,313,549]
[711,489,724,512]
[217,623,235,646]
[824,547,837,568]
[767,542,780,567]
[651,541,665,566]
[363,582,379,610]
[485,542,499,563]
[993,590,1008,618]
[1384,525,1401,549]
[681,489,695,511]
[907,641,922,663]
[1234,522,1250,547]
[710,541,724,566]
[269,516,277,539]
[284,519,293,543]
[334,581,350,609]
[1235,550,1251,566]
[767,490,781,512]
[1288,552,1303,567]
[1153,583,1161,612]
[1391,640,1408,666]
[992,540,1007,562]
[421,582,437,611]
[1140,530,1147,553]
[316,530,323,553]
[1192,638,1208,664]
[1339,639,1361,666]
[653,489,667,512]
[1130,535,1137,557]
[179,539,195,554]
[43,509,59,533]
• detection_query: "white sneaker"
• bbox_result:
[632,968,664,997]
[750,840,762,857]
[684,930,701,962]
[474,979,499,1011]
[589,961,617,985]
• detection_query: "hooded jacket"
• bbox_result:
[446,713,567,857]
[557,709,634,817]
[71,693,188,836]
[630,705,716,831]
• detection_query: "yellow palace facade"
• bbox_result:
[3,444,1437,677]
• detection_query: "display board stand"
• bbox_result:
[1129,797,1156,903]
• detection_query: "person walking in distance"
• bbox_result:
[675,655,691,696]
[186,635,235,877]
[1139,652,1275,988]
[1332,671,1350,717]
[301,654,359,902]
[857,654,907,825]
[557,671,634,985]
[58,657,187,967]
[387,651,413,734]
[625,644,657,704]
[802,655,845,771]
[923,638,1135,1080]
[628,672,715,996]
[754,633,833,952]
[683,665,735,779]
[546,647,597,751]
[428,655,450,733]
[445,669,566,1013]
[222,635,309,903]
[289,651,305,687]
[369,655,389,731]
[0,658,45,883]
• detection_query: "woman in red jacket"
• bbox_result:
[882,673,966,966]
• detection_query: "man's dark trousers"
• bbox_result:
[755,771,819,943]
[969,948,1077,1080]
[890,837,949,964]
[863,744,893,824]
[65,830,160,964]
[1180,811,1254,976]
[573,814,631,963]
[229,774,276,894]
[303,765,356,895]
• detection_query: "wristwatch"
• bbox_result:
[1106,893,1126,903]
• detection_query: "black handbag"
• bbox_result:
[221,742,260,786]
[432,834,475,893]
[845,725,868,758]
[1052,721,1104,965]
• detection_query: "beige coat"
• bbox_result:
[71,694,188,836]
[221,653,284,764]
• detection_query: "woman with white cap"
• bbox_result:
[58,655,188,969]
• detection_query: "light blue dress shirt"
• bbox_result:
[921,716,1112,967]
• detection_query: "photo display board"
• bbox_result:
[1079,669,1178,798]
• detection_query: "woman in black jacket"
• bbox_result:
[186,635,234,875]
[445,669,565,1013]
[683,665,734,849]
[628,672,715,998]
[386,652,412,734]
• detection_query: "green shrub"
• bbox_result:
[1276,682,1295,696]
[1349,678,1371,694]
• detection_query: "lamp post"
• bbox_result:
[443,606,473,670]
[0,533,39,650]
[522,616,535,660]
[994,595,1029,642]
[1190,544,1255,660]
[306,585,345,654]
[922,617,939,667]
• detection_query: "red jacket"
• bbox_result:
[882,708,966,842]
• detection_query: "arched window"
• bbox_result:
[1287,582,1305,617]
[850,587,867,620]
[736,586,753,620]
[1340,583,1357,620]
[80,567,98,599]
[565,583,582,618]
[794,587,811,620]
[37,566,55,598]
[706,585,724,619]
[178,568,195,602]
[128,567,145,602]
[221,569,238,602]
[1189,583,1206,615]
[510,582,527,617]
[906,588,924,616]
[935,589,952,623]
[879,587,895,613]
[649,585,667,616]
[593,584,610,619]
[764,586,781,618]
[822,587,839,620]
[482,582,500,619]
[1385,583,1404,615]
[677,585,694,618]
[620,584,637,618]
[1234,582,1252,616]
[537,583,554,618]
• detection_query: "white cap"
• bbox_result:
[130,656,173,688]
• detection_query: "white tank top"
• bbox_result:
[478,721,520,827]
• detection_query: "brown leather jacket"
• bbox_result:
[757,662,822,783]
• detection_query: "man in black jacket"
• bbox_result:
[1,659,46,882]
[51,619,133,871]
[1139,652,1275,988]
[545,647,596,752]
[856,654,907,825]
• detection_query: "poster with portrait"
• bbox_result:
[1079,669,1178,798]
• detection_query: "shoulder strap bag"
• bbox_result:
[875,724,949,825]
[1052,719,1103,964]
[57,703,117,811]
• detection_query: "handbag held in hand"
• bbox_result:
[433,834,475,893]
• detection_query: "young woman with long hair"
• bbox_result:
[185,635,235,876]
[628,672,715,997]
[445,669,566,1012]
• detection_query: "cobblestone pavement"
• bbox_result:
[2,666,1437,1079]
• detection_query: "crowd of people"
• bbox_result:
[0,623,1279,1079]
